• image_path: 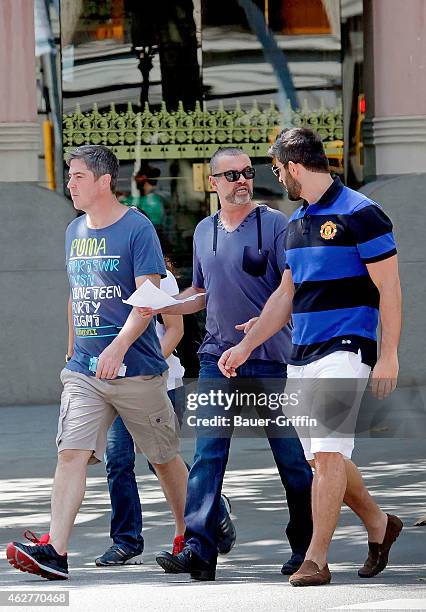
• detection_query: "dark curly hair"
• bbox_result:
[268,128,329,173]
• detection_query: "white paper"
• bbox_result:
[123,279,205,309]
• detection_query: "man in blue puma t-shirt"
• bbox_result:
[6,146,188,581]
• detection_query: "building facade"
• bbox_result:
[0,0,425,403]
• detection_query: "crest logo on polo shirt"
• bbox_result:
[320,221,337,240]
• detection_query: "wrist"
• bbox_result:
[379,348,398,360]
[239,336,256,355]
[109,336,129,356]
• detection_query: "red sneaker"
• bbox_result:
[6,530,68,580]
[22,530,51,545]
[172,535,185,556]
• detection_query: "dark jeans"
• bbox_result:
[184,353,313,564]
[105,412,144,554]
[104,388,227,553]
[105,389,179,553]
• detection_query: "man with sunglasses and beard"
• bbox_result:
[137,147,313,581]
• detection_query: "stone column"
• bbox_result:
[0,0,39,181]
[363,0,426,177]
[361,0,426,385]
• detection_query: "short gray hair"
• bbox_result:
[67,145,119,192]
[210,147,249,174]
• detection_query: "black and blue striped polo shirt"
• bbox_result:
[285,177,397,367]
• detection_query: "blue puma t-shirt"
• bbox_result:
[65,207,168,377]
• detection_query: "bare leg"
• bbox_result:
[305,452,346,568]
[152,455,188,536]
[308,456,388,550]
[49,449,92,555]
[343,458,387,542]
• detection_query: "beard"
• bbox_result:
[225,185,254,205]
[285,170,302,201]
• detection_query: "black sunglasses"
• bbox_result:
[212,166,256,182]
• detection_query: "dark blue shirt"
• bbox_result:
[65,208,168,377]
[193,205,292,363]
[285,177,397,367]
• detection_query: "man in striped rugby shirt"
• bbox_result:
[219,128,403,587]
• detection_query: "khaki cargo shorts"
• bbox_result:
[57,368,180,465]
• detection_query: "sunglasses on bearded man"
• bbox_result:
[211,166,256,182]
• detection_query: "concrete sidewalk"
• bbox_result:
[0,404,425,611]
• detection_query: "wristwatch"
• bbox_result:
[65,354,72,363]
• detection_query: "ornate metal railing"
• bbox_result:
[63,99,343,160]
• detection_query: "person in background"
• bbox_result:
[95,258,236,566]
[123,162,166,229]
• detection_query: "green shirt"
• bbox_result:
[123,193,165,226]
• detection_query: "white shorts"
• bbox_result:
[287,350,371,460]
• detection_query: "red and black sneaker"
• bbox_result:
[172,535,185,556]
[6,531,68,580]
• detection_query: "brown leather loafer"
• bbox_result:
[358,513,403,578]
[289,560,331,587]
